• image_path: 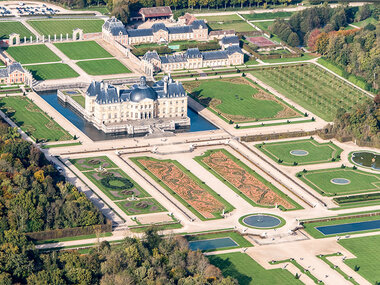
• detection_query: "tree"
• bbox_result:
[356,4,371,21]
[111,0,130,24]
[287,32,300,46]
[315,32,329,54]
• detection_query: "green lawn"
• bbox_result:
[208,252,302,285]
[54,41,112,60]
[252,20,274,31]
[25,63,79,80]
[257,138,342,166]
[351,17,378,28]
[339,235,380,284]
[207,21,254,32]
[261,53,316,63]
[6,44,60,64]
[115,198,167,215]
[197,14,242,22]
[76,59,131,75]
[242,11,293,20]
[0,21,33,40]
[184,78,290,122]
[303,214,380,239]
[250,64,369,121]
[27,19,104,38]
[70,156,118,171]
[73,5,110,14]
[298,168,380,196]
[0,96,72,141]
[71,95,85,108]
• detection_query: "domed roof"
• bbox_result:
[130,76,157,102]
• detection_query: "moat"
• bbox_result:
[40,92,218,141]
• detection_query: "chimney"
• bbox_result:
[164,79,168,94]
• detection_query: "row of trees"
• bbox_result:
[0,119,105,234]
[0,227,237,284]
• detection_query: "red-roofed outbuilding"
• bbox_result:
[139,6,173,21]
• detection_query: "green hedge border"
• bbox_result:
[194,149,302,211]
[238,213,286,229]
[130,156,235,221]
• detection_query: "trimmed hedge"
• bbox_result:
[100,175,134,190]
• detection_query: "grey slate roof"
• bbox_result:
[103,17,127,36]
[127,28,153,37]
[142,51,160,62]
[221,35,239,45]
[167,25,192,34]
[160,54,186,64]
[226,45,243,55]
[190,20,207,30]
[0,62,25,78]
[87,76,185,104]
[152,23,168,33]
[184,48,202,58]
[202,50,228,60]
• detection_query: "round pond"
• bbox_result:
[290,150,309,156]
[241,214,282,229]
[351,151,379,171]
[330,178,351,185]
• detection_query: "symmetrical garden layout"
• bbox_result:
[131,156,234,220]
[250,64,369,121]
[195,149,299,210]
[183,77,301,123]
[256,138,343,166]
[70,156,166,215]
[54,41,113,60]
[6,44,61,64]
[0,96,72,142]
[298,168,380,196]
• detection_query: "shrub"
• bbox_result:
[341,164,345,168]
[100,175,134,190]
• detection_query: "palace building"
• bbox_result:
[142,45,244,74]
[102,17,208,46]
[0,62,32,85]
[59,75,190,134]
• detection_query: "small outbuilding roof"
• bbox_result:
[139,6,172,18]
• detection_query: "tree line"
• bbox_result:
[0,119,105,234]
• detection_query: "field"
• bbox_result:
[303,214,380,238]
[27,19,104,37]
[242,11,293,20]
[197,14,242,22]
[207,21,254,32]
[339,235,380,284]
[25,63,79,80]
[252,20,274,31]
[0,96,72,141]
[256,139,343,166]
[195,149,299,210]
[250,64,369,121]
[131,156,234,220]
[183,77,301,122]
[5,44,60,64]
[0,21,33,40]
[298,168,380,196]
[76,59,131,75]
[208,252,302,285]
[54,41,112,60]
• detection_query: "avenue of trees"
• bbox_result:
[0,119,105,234]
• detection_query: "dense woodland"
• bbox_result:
[0,228,237,284]
[0,119,105,234]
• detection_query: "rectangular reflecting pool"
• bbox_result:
[188,237,238,251]
[316,219,380,236]
[39,92,217,141]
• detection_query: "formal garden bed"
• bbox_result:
[131,156,234,220]
[25,63,79,80]
[0,96,72,142]
[256,138,343,166]
[115,198,167,215]
[76,59,131,75]
[5,44,61,64]
[70,156,118,171]
[54,41,112,60]
[195,149,301,210]
[249,64,369,121]
[183,77,302,123]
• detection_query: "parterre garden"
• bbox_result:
[27,19,104,38]
[208,252,303,285]
[297,168,380,197]
[195,149,300,210]
[131,156,234,220]
[256,138,343,166]
[183,77,302,123]
[0,96,72,141]
[250,64,369,121]
[70,156,166,215]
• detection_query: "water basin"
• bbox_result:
[351,151,379,171]
[242,214,282,228]
[290,150,309,156]
[188,237,238,251]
